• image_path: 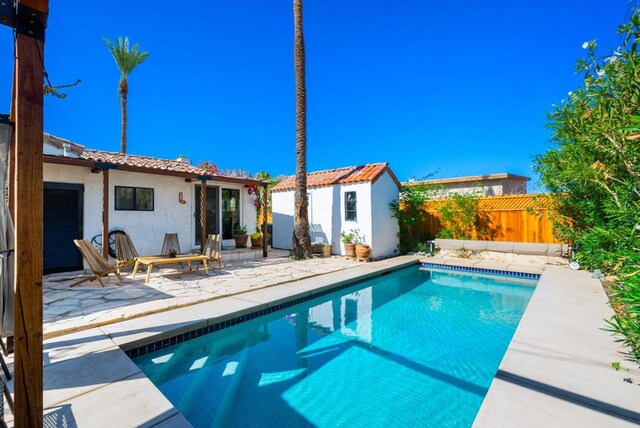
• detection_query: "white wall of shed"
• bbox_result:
[370,171,400,258]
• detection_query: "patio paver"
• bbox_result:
[43,253,360,338]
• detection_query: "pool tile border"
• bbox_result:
[126,260,540,359]
[125,269,400,359]
[420,262,541,279]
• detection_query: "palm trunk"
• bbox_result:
[119,78,128,154]
[291,0,312,259]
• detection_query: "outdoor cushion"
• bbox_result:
[462,240,488,251]
[547,244,565,256]
[435,239,464,250]
[485,241,515,253]
[513,242,549,256]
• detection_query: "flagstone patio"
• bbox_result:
[44,250,361,338]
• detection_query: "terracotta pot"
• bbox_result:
[251,237,263,248]
[234,234,249,248]
[343,243,356,258]
[355,244,371,261]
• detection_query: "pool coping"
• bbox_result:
[473,266,640,427]
[24,255,422,427]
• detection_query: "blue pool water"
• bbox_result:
[134,266,536,427]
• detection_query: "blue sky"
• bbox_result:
[0,1,629,188]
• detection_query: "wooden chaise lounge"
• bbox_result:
[115,233,139,273]
[72,239,123,287]
[201,233,223,269]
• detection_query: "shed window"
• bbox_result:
[115,186,154,211]
[344,191,357,221]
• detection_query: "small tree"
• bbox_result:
[437,193,484,240]
[390,184,436,253]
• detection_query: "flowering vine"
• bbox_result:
[198,161,219,175]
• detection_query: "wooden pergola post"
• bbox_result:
[11,1,48,425]
[102,169,110,258]
[200,179,207,252]
[262,184,268,257]
[8,63,16,220]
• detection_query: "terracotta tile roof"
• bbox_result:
[43,133,264,185]
[422,194,555,212]
[273,162,399,191]
[80,149,205,175]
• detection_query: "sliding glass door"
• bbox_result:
[222,188,241,241]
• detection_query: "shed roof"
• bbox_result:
[273,162,400,191]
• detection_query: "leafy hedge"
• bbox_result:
[534,13,640,363]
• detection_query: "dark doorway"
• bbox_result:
[43,182,84,274]
[222,188,241,239]
[195,185,219,244]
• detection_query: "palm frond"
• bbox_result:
[103,36,149,80]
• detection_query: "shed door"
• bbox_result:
[44,183,84,274]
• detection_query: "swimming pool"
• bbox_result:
[134,265,537,427]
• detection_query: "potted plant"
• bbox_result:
[168,248,177,258]
[354,231,371,261]
[250,229,263,249]
[340,230,357,258]
[234,225,249,248]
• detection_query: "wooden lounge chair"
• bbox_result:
[161,233,181,255]
[72,239,123,287]
[115,233,139,273]
[201,234,223,269]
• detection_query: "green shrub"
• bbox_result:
[534,12,640,364]
[437,193,485,240]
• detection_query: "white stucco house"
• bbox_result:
[43,134,264,274]
[272,163,400,259]
[403,173,530,197]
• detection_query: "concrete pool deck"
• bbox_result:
[473,266,640,427]
[5,255,639,426]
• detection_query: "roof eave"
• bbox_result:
[44,155,265,186]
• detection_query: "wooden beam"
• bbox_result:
[200,180,206,252]
[13,32,44,428]
[262,185,268,257]
[102,169,110,259]
[19,0,49,12]
[8,59,17,220]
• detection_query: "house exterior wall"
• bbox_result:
[272,171,399,259]
[43,163,258,267]
[427,179,528,197]
[370,172,400,258]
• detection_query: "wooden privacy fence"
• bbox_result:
[419,194,561,243]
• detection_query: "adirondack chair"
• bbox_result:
[115,233,139,273]
[201,234,223,269]
[72,239,123,287]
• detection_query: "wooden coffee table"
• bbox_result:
[132,254,210,284]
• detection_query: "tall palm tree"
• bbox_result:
[291,0,313,259]
[104,36,149,154]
